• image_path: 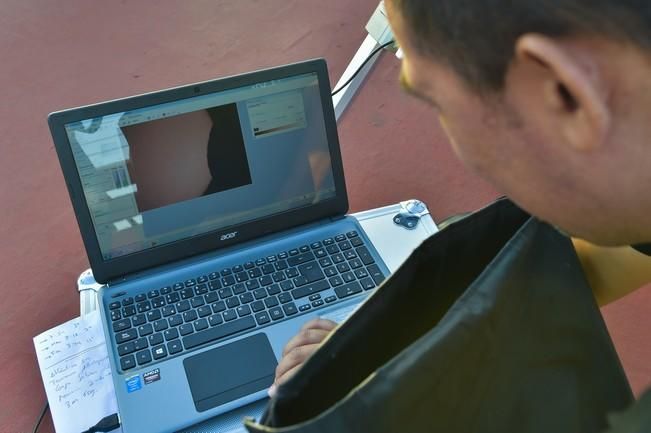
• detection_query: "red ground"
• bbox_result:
[1,1,648,432]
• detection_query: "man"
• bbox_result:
[271,0,651,429]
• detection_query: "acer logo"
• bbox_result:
[220,231,238,241]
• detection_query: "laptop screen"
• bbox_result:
[63,72,337,260]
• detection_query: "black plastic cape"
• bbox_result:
[245,198,635,433]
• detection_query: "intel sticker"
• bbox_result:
[126,375,142,393]
[143,368,161,385]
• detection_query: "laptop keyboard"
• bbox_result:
[108,231,386,371]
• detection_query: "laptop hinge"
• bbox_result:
[330,214,346,222]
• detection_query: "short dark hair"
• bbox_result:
[390,0,651,93]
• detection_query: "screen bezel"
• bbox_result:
[48,59,348,283]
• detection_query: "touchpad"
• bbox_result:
[183,333,277,412]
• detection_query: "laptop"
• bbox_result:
[48,58,390,433]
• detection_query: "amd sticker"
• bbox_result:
[143,368,161,385]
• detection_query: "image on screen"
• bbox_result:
[64,73,337,260]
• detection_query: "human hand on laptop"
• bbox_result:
[268,318,338,397]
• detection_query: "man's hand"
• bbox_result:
[268,318,337,397]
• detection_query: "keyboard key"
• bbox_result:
[205,292,220,304]
[152,298,165,308]
[131,314,146,326]
[134,337,148,351]
[272,272,286,282]
[356,246,375,265]
[319,257,333,267]
[283,303,298,316]
[185,279,196,287]
[113,319,131,333]
[208,314,223,327]
[299,304,311,312]
[245,279,260,291]
[336,263,351,273]
[244,261,255,269]
[195,284,208,295]
[176,300,191,312]
[309,294,322,301]
[278,252,288,260]
[168,340,183,355]
[190,296,205,308]
[183,310,198,323]
[239,293,254,304]
[147,289,160,299]
[218,288,233,299]
[264,296,279,308]
[355,268,369,279]
[153,319,168,332]
[118,341,136,356]
[324,267,338,278]
[288,249,299,256]
[329,276,344,287]
[286,268,299,279]
[314,249,327,258]
[326,244,339,255]
[287,251,315,266]
[260,275,273,286]
[251,300,265,312]
[197,275,208,284]
[180,288,194,300]
[360,277,376,290]
[236,305,252,317]
[253,288,267,300]
[325,295,337,303]
[183,316,256,350]
[349,258,363,269]
[137,324,153,337]
[346,231,359,238]
[122,297,134,306]
[266,255,277,263]
[173,283,184,291]
[311,241,323,249]
[255,311,271,325]
[267,284,281,296]
[299,245,310,253]
[179,324,194,336]
[323,238,334,246]
[152,344,168,360]
[209,272,220,280]
[275,260,288,271]
[209,280,222,291]
[193,318,209,331]
[223,310,237,321]
[197,305,212,318]
[269,307,284,321]
[338,241,352,251]
[291,280,330,300]
[233,283,246,295]
[222,275,236,286]
[120,355,136,371]
[311,300,324,308]
[137,301,151,313]
[109,301,121,310]
[262,264,275,275]
[342,272,356,283]
[332,253,345,264]
[367,264,386,285]
[280,281,294,291]
[344,250,357,260]
[334,234,346,242]
[335,281,363,299]
[135,294,147,303]
[351,237,364,248]
[235,272,249,283]
[255,258,266,266]
[146,310,161,322]
[298,262,325,283]
[226,297,240,308]
[164,328,179,341]
[168,314,183,327]
[166,292,180,303]
[233,265,243,273]
[248,268,262,279]
[211,301,226,313]
[148,332,164,346]
[136,349,152,365]
[278,293,293,304]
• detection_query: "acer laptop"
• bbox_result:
[48,59,390,433]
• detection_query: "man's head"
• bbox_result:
[386,0,651,246]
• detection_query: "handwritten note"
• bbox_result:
[34,311,121,433]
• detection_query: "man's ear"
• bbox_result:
[513,34,611,152]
